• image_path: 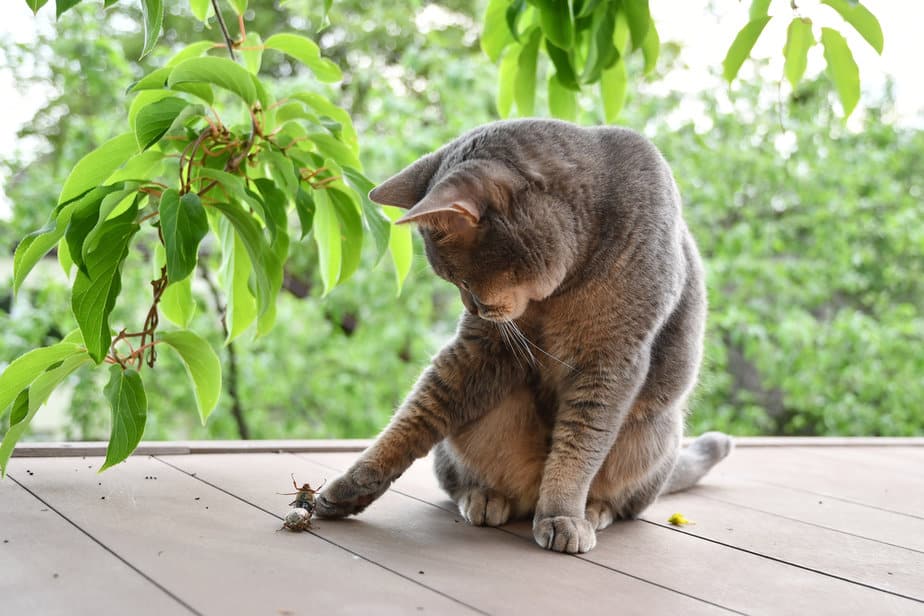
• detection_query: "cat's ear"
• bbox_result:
[368,151,443,208]
[393,192,479,227]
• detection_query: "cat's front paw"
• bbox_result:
[533,515,597,553]
[314,462,389,518]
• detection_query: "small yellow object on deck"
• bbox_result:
[667,512,695,526]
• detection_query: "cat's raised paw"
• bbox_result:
[458,489,511,526]
[314,462,388,518]
[533,515,596,553]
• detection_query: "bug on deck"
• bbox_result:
[280,474,326,513]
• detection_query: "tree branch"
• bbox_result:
[198,262,250,440]
[211,0,237,61]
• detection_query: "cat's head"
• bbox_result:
[368,136,571,322]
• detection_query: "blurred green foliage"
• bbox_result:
[1,2,921,440]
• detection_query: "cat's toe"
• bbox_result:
[458,489,511,526]
[533,515,596,553]
[585,500,615,530]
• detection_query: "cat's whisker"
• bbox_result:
[505,319,538,368]
[496,322,525,370]
[509,321,579,373]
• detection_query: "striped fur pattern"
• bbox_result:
[315,119,732,553]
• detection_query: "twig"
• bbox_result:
[198,263,250,440]
[211,0,237,61]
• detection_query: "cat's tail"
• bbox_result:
[661,432,734,494]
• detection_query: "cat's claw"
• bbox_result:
[458,489,511,526]
[533,515,597,553]
[314,462,389,518]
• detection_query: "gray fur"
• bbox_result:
[316,119,732,553]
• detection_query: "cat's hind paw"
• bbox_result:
[584,500,615,531]
[458,489,511,526]
[533,515,597,553]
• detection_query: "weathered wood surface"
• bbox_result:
[3,441,923,615]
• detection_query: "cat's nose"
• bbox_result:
[470,293,502,319]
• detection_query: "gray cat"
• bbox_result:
[315,119,732,553]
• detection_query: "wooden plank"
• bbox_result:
[713,447,924,516]
[164,453,731,615]
[5,456,472,615]
[682,478,924,553]
[306,452,924,616]
[12,437,924,458]
[645,490,924,600]
[12,439,372,458]
[782,447,924,478]
[0,472,190,616]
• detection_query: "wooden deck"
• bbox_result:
[2,439,923,615]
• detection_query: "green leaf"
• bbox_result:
[514,28,542,116]
[9,390,29,428]
[640,16,659,75]
[383,206,411,295]
[241,32,263,75]
[13,185,125,293]
[290,93,358,154]
[264,33,343,82]
[622,0,650,50]
[55,0,81,18]
[155,243,197,327]
[343,167,390,264]
[105,149,165,185]
[309,132,362,170]
[189,0,210,23]
[481,0,515,61]
[140,0,164,59]
[58,133,138,205]
[168,57,257,105]
[159,330,221,425]
[581,4,618,83]
[783,18,814,89]
[538,1,573,49]
[0,342,85,417]
[328,188,364,284]
[228,0,246,15]
[821,27,860,118]
[548,75,578,121]
[160,190,208,285]
[723,16,772,83]
[505,0,527,42]
[211,201,282,322]
[71,207,140,363]
[821,0,883,54]
[312,189,341,296]
[496,47,519,117]
[133,96,189,150]
[749,0,772,20]
[600,58,627,122]
[26,0,50,15]
[166,41,215,68]
[546,40,580,91]
[294,188,315,239]
[0,353,91,477]
[100,366,147,471]
[217,217,257,342]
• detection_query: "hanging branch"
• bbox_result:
[211,0,237,61]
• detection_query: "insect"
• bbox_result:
[277,475,326,532]
[281,474,326,512]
